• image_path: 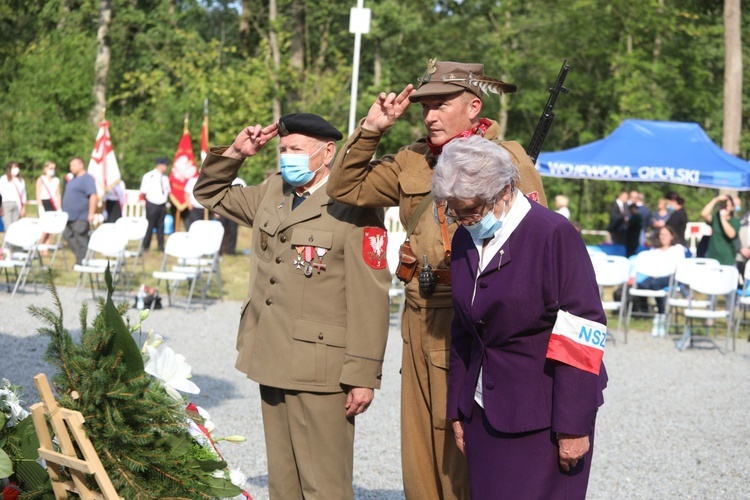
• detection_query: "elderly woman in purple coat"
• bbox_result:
[433,135,608,499]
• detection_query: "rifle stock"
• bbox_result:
[526,60,570,164]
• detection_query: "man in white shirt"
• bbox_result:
[139,157,171,251]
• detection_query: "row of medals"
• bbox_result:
[260,232,327,277]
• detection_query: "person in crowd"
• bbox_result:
[0,161,26,230]
[140,157,171,251]
[629,190,651,246]
[326,60,547,499]
[183,173,206,230]
[218,176,246,254]
[432,135,606,499]
[735,197,750,278]
[625,203,642,257]
[701,194,739,266]
[651,198,670,236]
[607,191,629,245]
[555,194,571,220]
[36,161,62,253]
[61,157,97,265]
[664,192,688,246]
[636,225,686,337]
[36,161,61,214]
[194,113,390,500]
[102,179,125,223]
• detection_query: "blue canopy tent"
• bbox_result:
[536,119,750,190]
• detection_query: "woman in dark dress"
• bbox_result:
[664,192,688,246]
[433,135,607,500]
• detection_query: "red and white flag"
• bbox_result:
[200,113,209,164]
[169,127,198,211]
[87,120,122,200]
[546,310,606,375]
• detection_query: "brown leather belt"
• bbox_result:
[416,266,451,285]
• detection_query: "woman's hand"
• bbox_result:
[557,433,589,472]
[452,420,466,456]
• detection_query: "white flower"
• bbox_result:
[141,330,164,353]
[212,468,247,489]
[186,419,215,452]
[143,345,200,401]
[0,379,29,426]
[228,469,247,488]
[195,405,216,433]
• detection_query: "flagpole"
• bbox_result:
[203,99,209,221]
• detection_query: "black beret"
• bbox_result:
[155,156,170,165]
[277,113,343,141]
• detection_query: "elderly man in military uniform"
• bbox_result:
[327,60,547,499]
[194,113,391,500]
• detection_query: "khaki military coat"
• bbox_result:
[194,148,391,392]
[326,119,547,308]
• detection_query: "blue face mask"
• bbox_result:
[464,209,503,241]
[666,204,675,214]
[280,144,326,187]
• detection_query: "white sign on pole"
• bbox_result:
[349,7,371,34]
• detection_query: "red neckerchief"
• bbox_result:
[427,118,492,157]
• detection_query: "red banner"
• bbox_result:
[169,128,198,210]
[88,120,122,200]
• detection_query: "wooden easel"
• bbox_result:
[29,373,121,499]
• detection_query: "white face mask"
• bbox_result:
[10,166,20,177]
[45,169,55,178]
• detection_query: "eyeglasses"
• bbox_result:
[433,200,494,226]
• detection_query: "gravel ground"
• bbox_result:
[1,285,749,499]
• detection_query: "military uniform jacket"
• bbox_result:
[327,119,547,309]
[194,147,391,393]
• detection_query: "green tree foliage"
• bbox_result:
[0,0,747,226]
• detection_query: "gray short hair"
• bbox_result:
[432,135,519,203]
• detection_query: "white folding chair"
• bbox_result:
[123,189,145,218]
[73,223,128,299]
[152,232,205,311]
[664,258,720,336]
[0,218,43,298]
[676,265,739,352]
[114,216,149,288]
[592,255,630,343]
[623,251,678,343]
[184,220,225,299]
[36,211,69,268]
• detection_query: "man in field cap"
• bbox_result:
[194,112,390,499]
[327,59,546,499]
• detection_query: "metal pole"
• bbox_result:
[348,0,365,136]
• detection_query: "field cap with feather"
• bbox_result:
[409,59,517,102]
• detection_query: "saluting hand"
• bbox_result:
[223,123,279,159]
[344,386,374,417]
[557,433,590,472]
[362,84,415,133]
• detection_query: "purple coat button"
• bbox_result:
[486,381,495,390]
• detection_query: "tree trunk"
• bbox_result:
[91,0,112,127]
[239,0,251,53]
[373,45,381,88]
[269,0,281,122]
[290,0,304,75]
[722,0,742,156]
[496,10,512,141]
